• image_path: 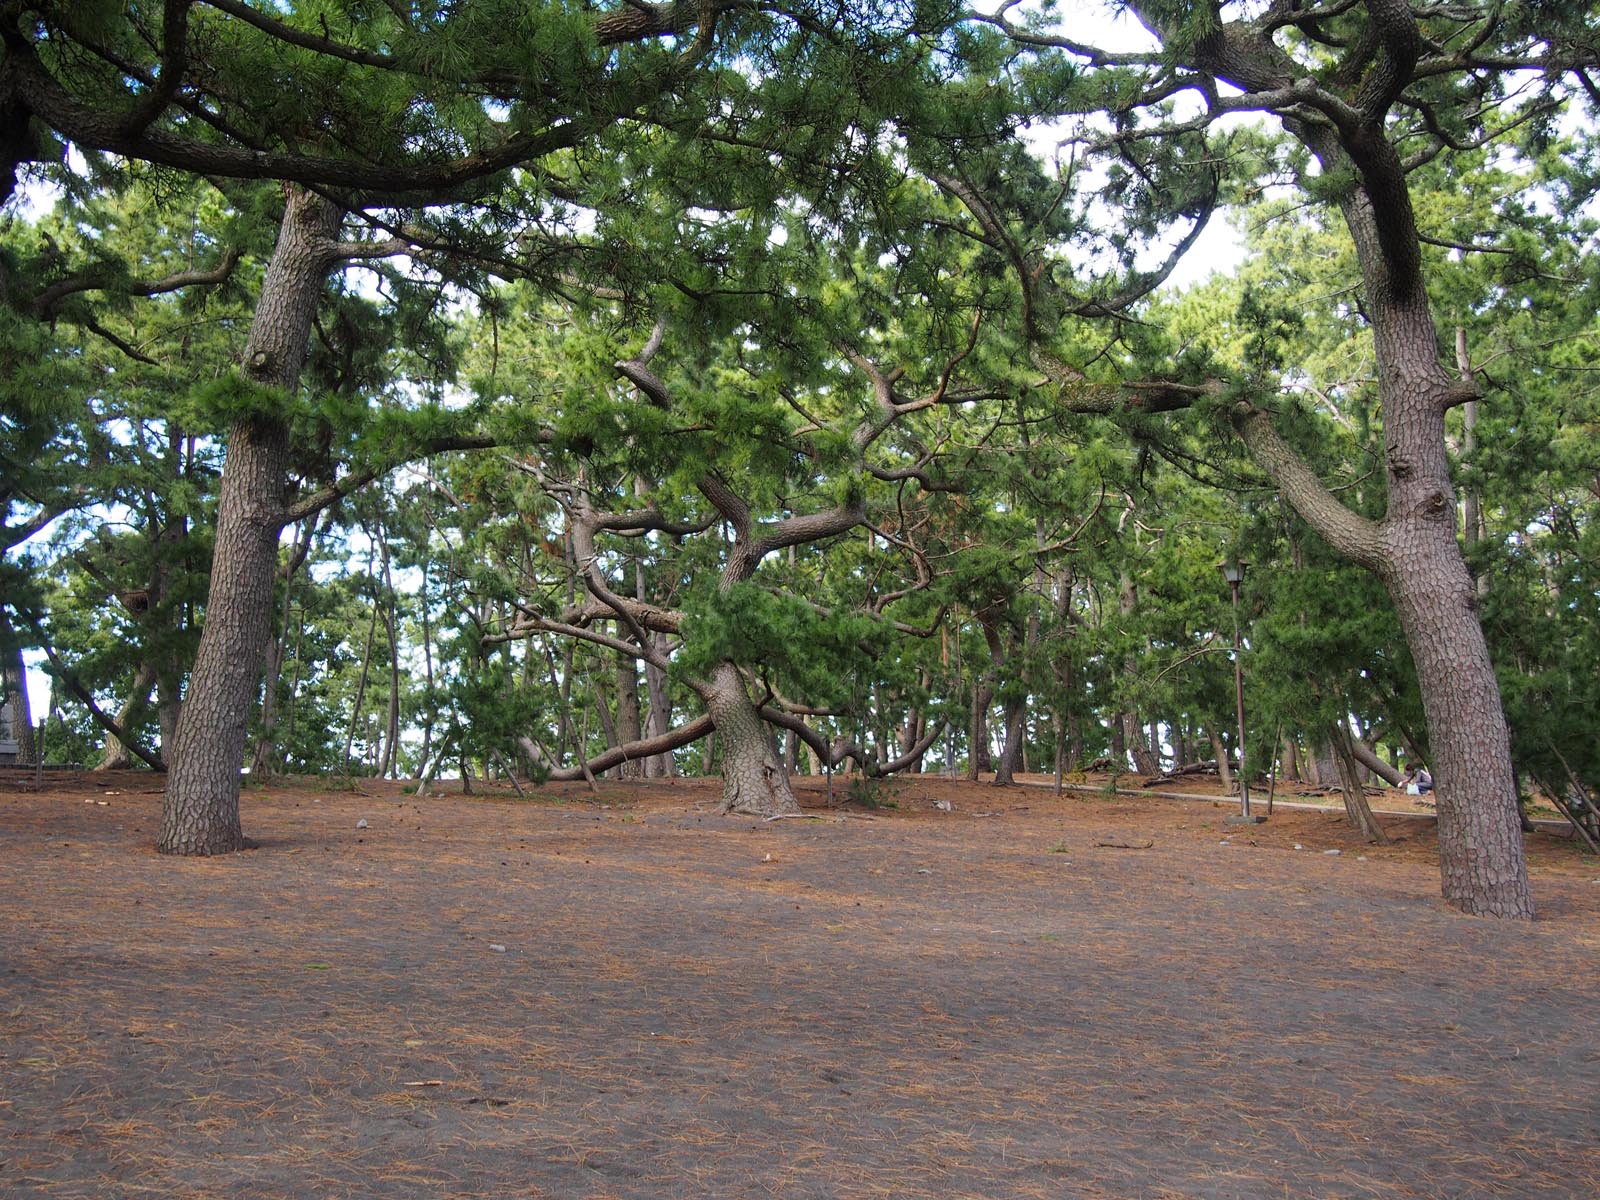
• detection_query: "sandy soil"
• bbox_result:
[2,768,1597,1199]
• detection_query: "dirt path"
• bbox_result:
[3,772,1597,1199]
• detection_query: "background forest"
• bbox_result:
[1,1,1597,918]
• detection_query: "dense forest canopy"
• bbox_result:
[2,1,1597,917]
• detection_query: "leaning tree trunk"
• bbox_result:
[99,661,158,770]
[993,701,1027,786]
[1328,720,1390,845]
[1358,256,1529,915]
[159,189,342,855]
[1231,226,1532,916]
[981,613,1026,786]
[1209,729,1233,795]
[700,661,800,817]
[1351,739,1403,788]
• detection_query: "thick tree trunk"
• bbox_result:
[1122,711,1159,775]
[1384,550,1528,912]
[1368,295,1530,915]
[159,189,341,855]
[1279,733,1301,784]
[1306,739,1338,789]
[700,661,800,816]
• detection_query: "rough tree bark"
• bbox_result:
[1210,4,1533,917]
[158,189,342,854]
[99,662,158,770]
[1328,720,1390,845]
[986,3,1538,917]
[700,661,797,814]
[614,652,644,779]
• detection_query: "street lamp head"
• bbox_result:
[1218,558,1247,586]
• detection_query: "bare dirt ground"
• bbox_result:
[3,769,1598,1200]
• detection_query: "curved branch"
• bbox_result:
[34,635,166,771]
[1230,401,1383,570]
[541,713,715,781]
[759,706,946,776]
[283,432,506,525]
[28,246,242,319]
[489,612,673,673]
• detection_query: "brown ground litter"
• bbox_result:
[3,770,1597,1199]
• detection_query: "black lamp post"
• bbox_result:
[1218,557,1261,824]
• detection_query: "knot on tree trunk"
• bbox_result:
[1386,443,1413,478]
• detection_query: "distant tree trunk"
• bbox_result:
[967,679,993,780]
[994,706,1027,785]
[342,555,381,775]
[99,662,158,770]
[159,188,343,855]
[411,557,436,781]
[615,651,644,779]
[378,535,400,778]
[1210,729,1233,794]
[2,618,36,763]
[250,524,305,777]
[1117,573,1161,775]
[982,613,1026,787]
[1280,733,1302,784]
[643,631,675,777]
[1329,721,1390,844]
[1307,739,1339,789]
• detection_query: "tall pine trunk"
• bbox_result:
[1358,278,1528,914]
[159,189,341,854]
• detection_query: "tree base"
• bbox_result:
[719,762,801,818]
[156,834,260,856]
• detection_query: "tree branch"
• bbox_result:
[282,433,505,525]
[540,713,715,781]
[1230,401,1383,570]
[34,635,166,771]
